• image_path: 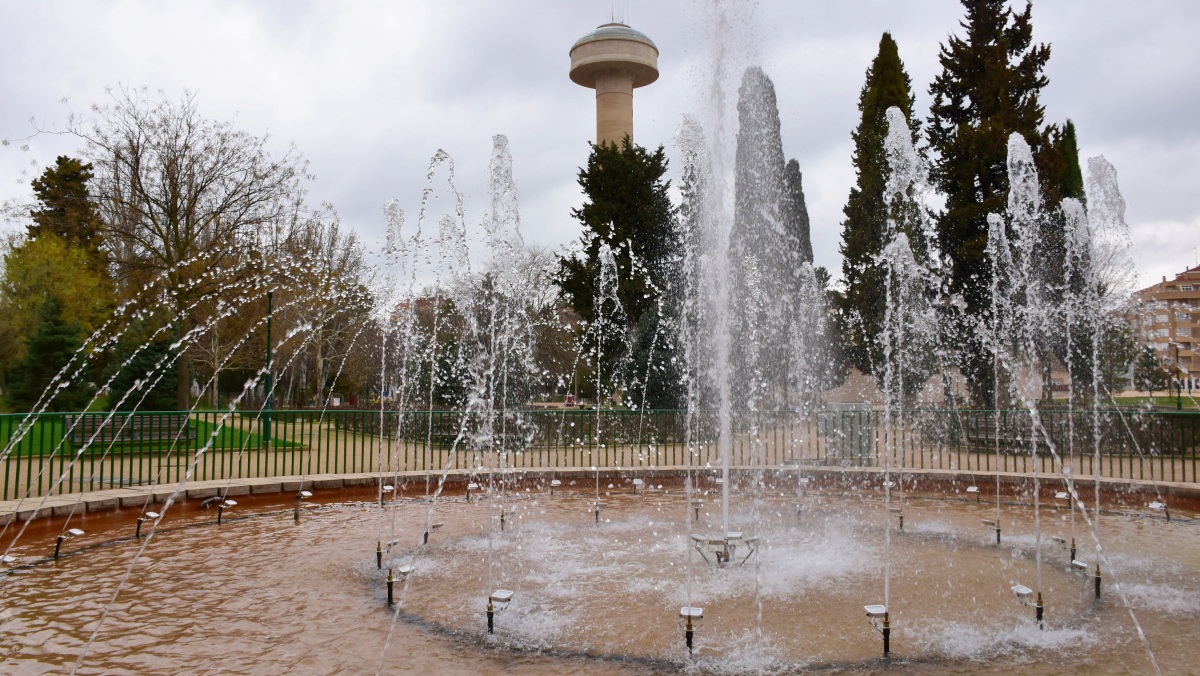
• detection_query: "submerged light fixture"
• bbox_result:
[294,490,312,524]
[982,518,1001,545]
[53,528,85,559]
[135,511,160,539]
[423,522,443,545]
[1012,584,1043,628]
[217,499,236,525]
[1149,501,1170,522]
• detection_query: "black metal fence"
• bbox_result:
[2,407,1197,500]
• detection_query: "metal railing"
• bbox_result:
[2,408,1197,500]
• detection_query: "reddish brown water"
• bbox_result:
[2,483,1197,674]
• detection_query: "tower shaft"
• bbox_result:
[594,71,635,146]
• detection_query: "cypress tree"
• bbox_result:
[1059,120,1084,202]
[837,32,919,376]
[927,0,1052,405]
[731,66,828,408]
[782,159,813,265]
[732,67,787,273]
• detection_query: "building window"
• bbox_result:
[1157,314,1169,323]
[1180,327,1193,337]
[1158,328,1170,338]
[1178,313,1190,322]
[1182,285,1194,292]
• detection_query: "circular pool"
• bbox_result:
[2,480,1197,674]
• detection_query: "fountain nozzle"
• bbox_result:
[387,568,394,605]
[1095,563,1102,599]
[883,611,891,656]
[680,607,703,654]
[865,605,889,655]
[488,590,513,634]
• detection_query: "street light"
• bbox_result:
[1171,342,1184,411]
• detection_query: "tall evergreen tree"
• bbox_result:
[733,67,787,273]
[837,32,919,376]
[557,137,676,327]
[1058,120,1085,202]
[28,156,106,268]
[557,138,679,406]
[731,67,829,408]
[782,159,813,265]
[7,296,93,412]
[927,0,1053,405]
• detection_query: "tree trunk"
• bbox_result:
[177,352,191,410]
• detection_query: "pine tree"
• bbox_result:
[107,324,179,411]
[837,32,919,376]
[556,137,677,327]
[28,156,106,268]
[7,296,93,412]
[927,0,1053,405]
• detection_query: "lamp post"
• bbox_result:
[264,290,273,448]
[1173,342,1183,411]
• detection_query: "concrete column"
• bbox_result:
[594,71,635,147]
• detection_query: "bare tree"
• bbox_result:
[68,86,312,407]
[273,216,371,407]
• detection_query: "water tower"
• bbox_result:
[569,22,659,147]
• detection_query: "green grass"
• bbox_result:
[1107,396,1198,411]
[0,415,73,457]
[0,413,301,458]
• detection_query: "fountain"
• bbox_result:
[2,10,1200,676]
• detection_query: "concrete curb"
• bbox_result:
[2,466,1197,523]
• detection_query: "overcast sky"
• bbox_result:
[2,0,1197,289]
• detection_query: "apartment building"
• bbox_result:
[1131,264,1200,389]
